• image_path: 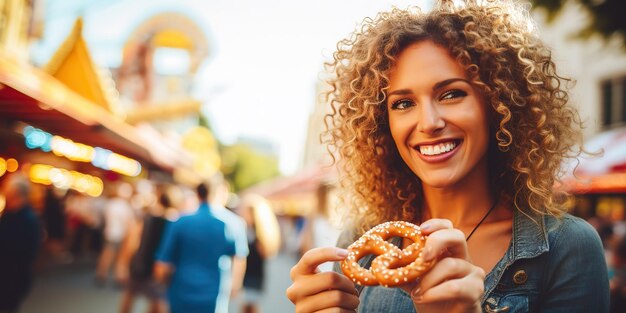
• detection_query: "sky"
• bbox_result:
[33,0,433,175]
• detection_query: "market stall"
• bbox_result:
[561,127,626,219]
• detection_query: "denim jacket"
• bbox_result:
[334,211,609,313]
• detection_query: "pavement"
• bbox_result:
[20,250,299,313]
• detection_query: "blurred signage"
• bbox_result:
[23,125,142,177]
[29,164,104,197]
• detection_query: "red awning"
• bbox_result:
[243,165,336,199]
[561,127,626,194]
[574,127,626,176]
[0,58,191,173]
[240,165,338,216]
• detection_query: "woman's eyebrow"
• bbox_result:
[388,88,413,97]
[433,78,471,91]
[388,78,471,97]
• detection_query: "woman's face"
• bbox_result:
[387,40,490,189]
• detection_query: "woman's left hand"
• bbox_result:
[399,219,485,313]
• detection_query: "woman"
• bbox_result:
[118,190,171,313]
[298,183,342,272]
[237,194,281,313]
[286,0,609,312]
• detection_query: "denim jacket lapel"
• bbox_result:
[482,209,549,304]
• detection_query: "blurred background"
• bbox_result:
[0,0,625,312]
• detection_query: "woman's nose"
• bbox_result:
[417,102,445,134]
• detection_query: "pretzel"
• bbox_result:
[340,221,433,287]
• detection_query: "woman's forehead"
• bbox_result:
[388,41,466,88]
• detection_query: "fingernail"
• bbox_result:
[420,223,431,231]
[336,248,349,258]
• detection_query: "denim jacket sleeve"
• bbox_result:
[538,215,609,312]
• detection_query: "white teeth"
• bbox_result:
[419,141,457,156]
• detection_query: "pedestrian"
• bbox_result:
[610,234,626,313]
[118,188,170,313]
[298,183,341,272]
[96,181,135,286]
[154,181,242,313]
[209,177,249,312]
[66,189,103,260]
[42,187,67,261]
[286,0,609,312]
[0,174,42,313]
[237,194,281,313]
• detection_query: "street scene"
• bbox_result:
[2,0,626,313]
[20,249,298,313]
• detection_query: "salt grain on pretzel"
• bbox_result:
[340,221,433,287]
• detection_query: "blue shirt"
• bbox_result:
[156,203,236,313]
[336,211,610,312]
[211,205,249,258]
[210,205,249,313]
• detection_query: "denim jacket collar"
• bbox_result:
[513,209,549,258]
[482,209,549,304]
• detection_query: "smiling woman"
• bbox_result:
[387,41,490,190]
[286,0,610,312]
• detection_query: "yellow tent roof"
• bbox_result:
[44,18,118,112]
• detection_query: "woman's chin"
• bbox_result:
[417,171,462,189]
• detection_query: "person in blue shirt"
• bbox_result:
[286,0,609,312]
[155,182,238,313]
[208,177,249,312]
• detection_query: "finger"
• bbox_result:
[314,309,359,313]
[286,271,358,303]
[416,257,475,293]
[413,267,485,304]
[421,228,468,262]
[295,289,360,313]
[291,247,349,280]
[419,218,453,235]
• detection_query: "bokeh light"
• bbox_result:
[29,164,104,197]
[0,158,6,177]
[23,126,142,177]
[6,158,18,172]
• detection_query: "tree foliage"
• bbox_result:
[219,143,280,192]
[530,0,626,47]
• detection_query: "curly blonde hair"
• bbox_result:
[323,0,583,234]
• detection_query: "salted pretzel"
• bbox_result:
[340,221,433,287]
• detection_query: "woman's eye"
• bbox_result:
[390,99,414,110]
[440,89,468,101]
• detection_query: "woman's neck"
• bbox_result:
[420,168,495,228]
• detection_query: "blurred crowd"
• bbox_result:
[0,172,344,313]
[588,215,626,312]
[13,173,626,312]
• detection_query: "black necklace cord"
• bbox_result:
[465,200,499,242]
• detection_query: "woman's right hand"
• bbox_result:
[402,219,485,313]
[286,247,360,313]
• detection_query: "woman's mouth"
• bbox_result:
[418,140,458,156]
[415,140,461,163]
